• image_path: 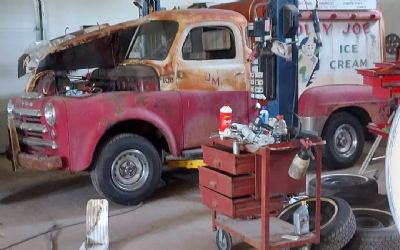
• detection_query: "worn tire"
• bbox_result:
[278,197,356,250]
[308,174,378,197]
[322,112,365,169]
[344,208,400,250]
[330,192,389,211]
[90,134,162,205]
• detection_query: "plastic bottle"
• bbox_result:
[219,105,232,135]
[293,201,310,235]
[274,115,288,136]
[259,106,269,125]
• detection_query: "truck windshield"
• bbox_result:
[128,21,178,60]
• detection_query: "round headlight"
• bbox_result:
[44,102,56,127]
[7,100,14,114]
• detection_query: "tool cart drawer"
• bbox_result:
[199,167,255,198]
[200,186,260,218]
[202,145,255,175]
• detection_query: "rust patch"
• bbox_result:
[136,94,149,107]
[18,153,63,171]
[98,117,109,129]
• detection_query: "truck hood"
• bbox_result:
[18,20,139,78]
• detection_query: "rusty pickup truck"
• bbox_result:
[7,9,257,205]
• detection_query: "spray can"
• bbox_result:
[293,201,310,235]
[288,148,311,180]
[219,105,232,135]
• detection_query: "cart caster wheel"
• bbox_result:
[216,229,232,250]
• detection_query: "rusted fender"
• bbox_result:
[299,84,390,124]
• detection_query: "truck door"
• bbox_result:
[175,22,250,148]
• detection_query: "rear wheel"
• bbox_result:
[90,134,162,205]
[322,112,365,169]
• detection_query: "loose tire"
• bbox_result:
[216,229,232,250]
[322,112,365,169]
[308,174,378,197]
[278,197,356,250]
[90,134,162,205]
[329,192,389,211]
[344,208,400,250]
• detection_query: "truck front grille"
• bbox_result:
[11,108,57,149]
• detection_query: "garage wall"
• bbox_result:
[0,0,37,152]
[378,0,400,36]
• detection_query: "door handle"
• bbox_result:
[235,72,245,76]
[177,70,184,79]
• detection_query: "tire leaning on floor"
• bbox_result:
[344,208,400,250]
[278,197,356,250]
[308,174,378,197]
[330,192,389,211]
[90,133,162,205]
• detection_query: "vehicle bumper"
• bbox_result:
[18,153,63,170]
[8,116,62,171]
[299,116,328,135]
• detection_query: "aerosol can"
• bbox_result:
[293,201,310,235]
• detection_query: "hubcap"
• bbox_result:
[111,149,150,191]
[333,124,358,158]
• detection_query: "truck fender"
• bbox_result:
[70,110,180,172]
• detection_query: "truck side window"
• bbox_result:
[182,26,236,60]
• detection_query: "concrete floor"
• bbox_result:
[0,142,387,250]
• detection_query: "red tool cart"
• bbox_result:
[357,62,400,176]
[199,138,323,250]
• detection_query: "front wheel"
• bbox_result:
[90,134,162,205]
[322,112,365,169]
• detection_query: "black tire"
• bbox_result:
[216,229,232,250]
[322,112,365,169]
[278,197,356,250]
[329,192,389,211]
[90,134,162,205]
[308,174,378,197]
[344,208,400,250]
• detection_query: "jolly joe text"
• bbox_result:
[299,21,373,70]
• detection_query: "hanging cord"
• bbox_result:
[1,202,144,250]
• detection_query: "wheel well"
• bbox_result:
[322,107,372,137]
[93,120,169,165]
